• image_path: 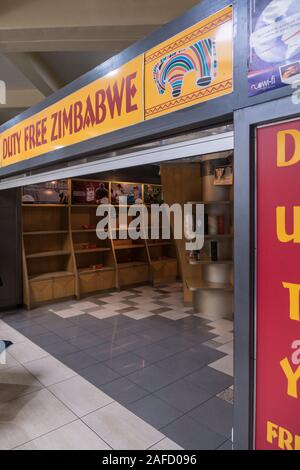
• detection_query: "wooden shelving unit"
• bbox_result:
[144,212,178,286]
[111,206,150,287]
[22,204,77,309]
[70,204,117,296]
[22,179,179,308]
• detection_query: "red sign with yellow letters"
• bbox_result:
[256,119,300,450]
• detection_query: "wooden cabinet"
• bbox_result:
[79,269,116,294]
[22,178,180,308]
[118,262,150,286]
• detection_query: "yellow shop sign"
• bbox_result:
[0,56,144,167]
[0,6,233,168]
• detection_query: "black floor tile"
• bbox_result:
[2,283,234,452]
[185,366,233,395]
[31,331,62,347]
[162,415,226,450]
[16,324,49,338]
[100,377,148,405]
[127,364,177,392]
[185,344,225,363]
[85,342,132,362]
[68,333,104,350]
[60,350,100,371]
[103,351,149,375]
[154,378,211,413]
[122,319,155,334]
[155,346,224,379]
[176,316,210,330]
[133,343,176,364]
[43,340,80,357]
[179,329,217,344]
[36,317,74,331]
[7,318,38,329]
[140,327,176,343]
[86,326,119,341]
[79,362,120,387]
[187,397,233,439]
[55,325,89,340]
[217,440,232,450]
[2,314,34,325]
[102,315,135,328]
[155,336,193,354]
[113,332,145,349]
[68,315,103,328]
[127,394,183,430]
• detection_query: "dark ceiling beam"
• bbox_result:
[4,52,63,95]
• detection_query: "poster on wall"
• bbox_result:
[256,119,300,450]
[22,180,68,204]
[144,184,164,204]
[71,180,109,205]
[248,0,300,96]
[111,182,143,205]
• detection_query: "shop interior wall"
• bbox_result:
[0,188,22,309]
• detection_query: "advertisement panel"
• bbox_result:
[256,118,300,450]
[22,180,68,204]
[248,0,300,96]
[71,180,109,205]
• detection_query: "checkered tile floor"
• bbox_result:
[0,282,234,450]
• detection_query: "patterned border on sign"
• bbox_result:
[145,79,232,117]
[145,9,232,65]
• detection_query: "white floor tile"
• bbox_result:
[209,326,233,336]
[207,319,233,331]
[69,301,100,310]
[100,302,132,311]
[122,311,154,320]
[0,327,27,344]
[0,388,76,449]
[48,375,114,417]
[50,308,85,318]
[159,311,190,320]
[83,401,164,450]
[9,340,48,364]
[120,297,145,305]
[89,310,120,319]
[217,341,233,355]
[208,355,233,377]
[194,311,226,321]
[24,355,77,387]
[0,364,42,403]
[0,351,18,370]
[212,332,234,344]
[15,419,111,450]
[149,438,183,450]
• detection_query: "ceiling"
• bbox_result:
[0,0,200,125]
